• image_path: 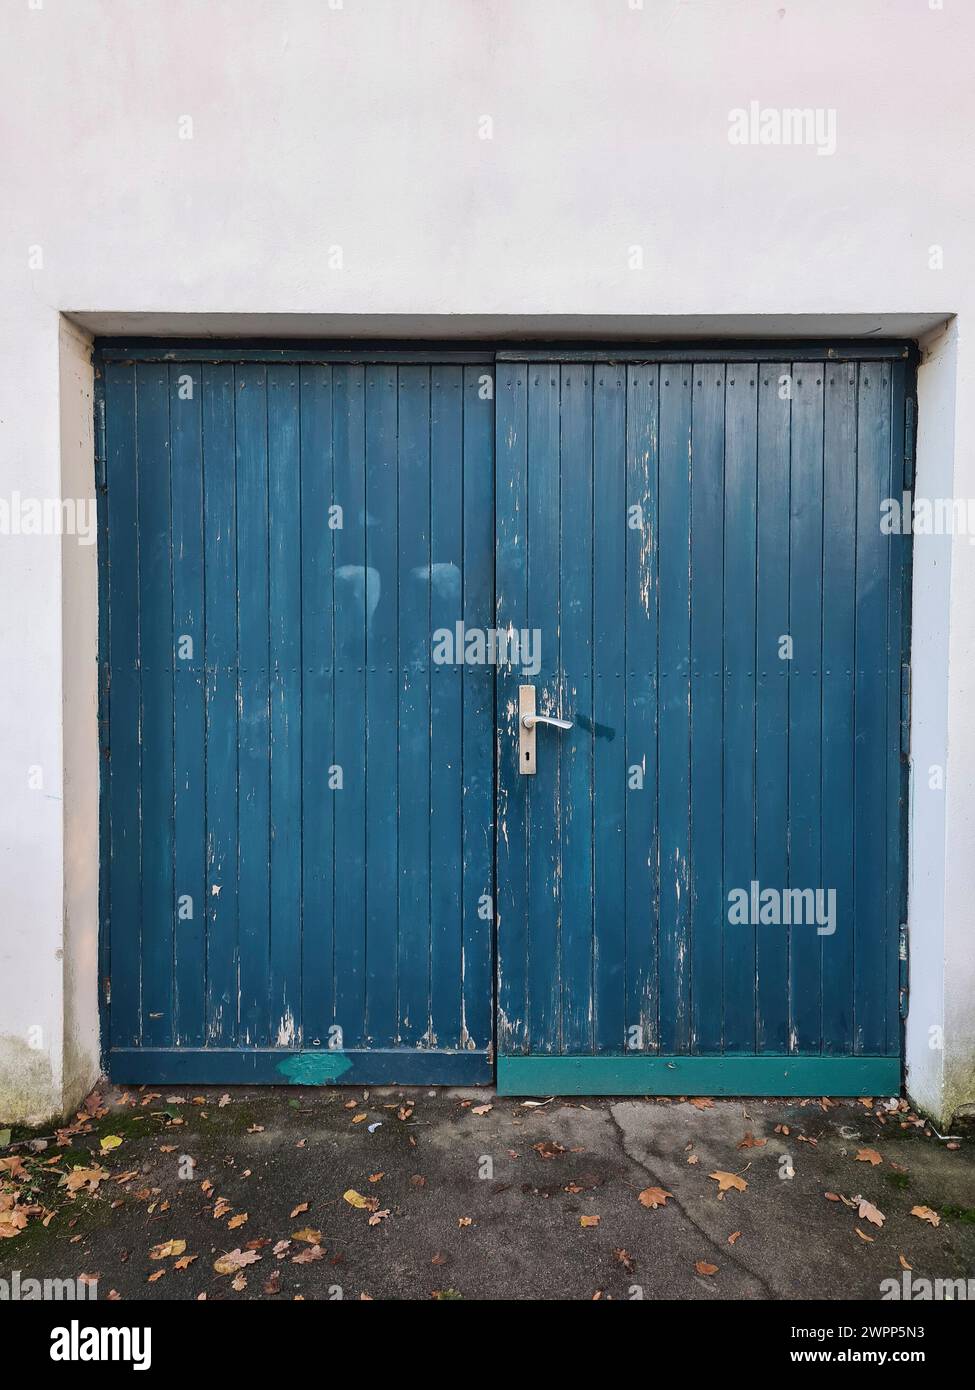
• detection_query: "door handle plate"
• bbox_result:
[519,684,536,775]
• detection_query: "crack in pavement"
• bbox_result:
[607,1102,777,1299]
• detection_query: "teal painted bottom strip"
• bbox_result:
[497,1055,901,1097]
[110,1048,492,1087]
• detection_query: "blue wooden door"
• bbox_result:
[495,352,911,1096]
[99,350,494,1084]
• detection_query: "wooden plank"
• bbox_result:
[593,367,627,1051]
[201,364,239,1047]
[689,363,725,1054]
[234,365,271,1046]
[331,366,367,1048]
[495,361,529,1054]
[559,364,595,1054]
[396,366,432,1044]
[105,362,142,1049]
[298,364,335,1047]
[722,365,758,1052]
[854,363,892,1054]
[268,364,302,1048]
[788,364,825,1052]
[170,363,206,1047]
[461,364,495,1054]
[364,366,399,1043]
[525,364,561,1053]
[656,365,692,1052]
[624,365,659,1053]
[821,364,858,1053]
[429,366,464,1047]
[497,1053,900,1097]
[136,363,175,1048]
[755,365,791,1052]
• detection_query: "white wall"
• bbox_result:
[0,0,972,1121]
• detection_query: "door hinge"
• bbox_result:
[903,396,916,489]
[898,926,909,1019]
[900,662,911,757]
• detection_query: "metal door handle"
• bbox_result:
[521,713,573,731]
[519,685,572,775]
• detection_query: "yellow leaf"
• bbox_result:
[227,1213,248,1230]
[580,1215,600,1227]
[292,1227,323,1244]
[100,1135,123,1151]
[344,1189,369,1209]
[149,1239,186,1260]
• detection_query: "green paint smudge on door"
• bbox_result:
[276,1052,353,1084]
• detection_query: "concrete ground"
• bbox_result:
[1,1084,973,1301]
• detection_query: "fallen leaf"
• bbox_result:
[857,1198,885,1227]
[290,1203,309,1218]
[231,1273,247,1291]
[247,1124,265,1133]
[368,1173,384,1184]
[213,1248,260,1275]
[263,1270,282,1294]
[173,1255,197,1271]
[709,1171,748,1194]
[147,1269,166,1283]
[855,1227,874,1243]
[690,1098,714,1110]
[532,1141,566,1160]
[614,1248,634,1271]
[471,1104,493,1115]
[824,1192,842,1202]
[431,1252,447,1265]
[218,1095,231,1108]
[727,1231,741,1245]
[367,1209,390,1226]
[638,1186,673,1209]
[911,1205,940,1227]
[695,1261,718,1275]
[343,1189,369,1209]
[292,1227,323,1244]
[580,1215,600,1227]
[856,1148,883,1166]
[899,1254,913,1271]
[228,1213,248,1230]
[737,1133,766,1149]
[292,1244,325,1264]
[458,1217,473,1228]
[149,1239,186,1260]
[100,1135,123,1151]
[351,1114,368,1124]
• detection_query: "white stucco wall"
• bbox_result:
[1,0,972,1121]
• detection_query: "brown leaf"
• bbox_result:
[638,1186,673,1209]
[367,1209,390,1226]
[899,1254,912,1270]
[263,1270,282,1294]
[431,1252,447,1266]
[532,1141,566,1160]
[292,1227,323,1244]
[292,1244,325,1264]
[579,1215,600,1227]
[727,1231,741,1245]
[737,1133,767,1150]
[709,1171,748,1194]
[147,1269,166,1282]
[227,1213,248,1230]
[690,1098,714,1110]
[231,1273,247,1291]
[471,1104,493,1115]
[855,1227,874,1243]
[856,1148,883,1166]
[173,1255,197,1271]
[458,1217,473,1227]
[695,1261,718,1275]
[351,1114,368,1124]
[368,1173,384,1184]
[614,1248,634,1271]
[289,1203,309,1218]
[911,1205,940,1227]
